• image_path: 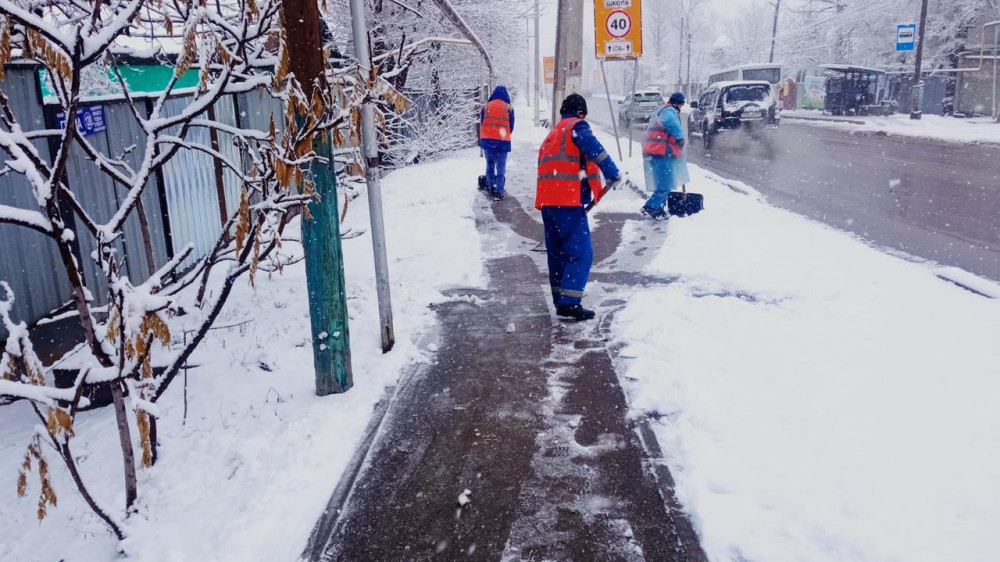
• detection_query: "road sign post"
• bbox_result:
[594,0,642,159]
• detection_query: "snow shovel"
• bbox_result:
[666,184,704,217]
[585,178,644,213]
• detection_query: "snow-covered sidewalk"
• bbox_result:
[783,109,1000,145]
[0,152,486,561]
[607,160,1000,562]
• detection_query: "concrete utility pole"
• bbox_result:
[534,0,541,126]
[282,0,353,394]
[552,0,583,125]
[769,0,781,63]
[349,0,395,352]
[910,0,930,119]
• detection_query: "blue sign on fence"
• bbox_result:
[896,24,916,52]
[56,105,107,137]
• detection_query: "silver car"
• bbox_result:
[618,90,664,128]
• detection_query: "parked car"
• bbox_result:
[618,90,664,128]
[688,80,779,149]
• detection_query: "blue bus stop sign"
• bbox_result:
[896,24,916,52]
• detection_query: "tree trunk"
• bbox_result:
[111,382,138,511]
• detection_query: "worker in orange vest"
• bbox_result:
[479,85,515,200]
[536,94,622,321]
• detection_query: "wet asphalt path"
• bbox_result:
[304,187,705,561]
[585,96,1000,281]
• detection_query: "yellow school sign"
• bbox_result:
[594,0,643,59]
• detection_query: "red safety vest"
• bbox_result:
[535,117,605,210]
[480,99,512,141]
[643,106,682,157]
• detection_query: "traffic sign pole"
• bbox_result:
[594,0,643,160]
[600,59,624,161]
[629,57,638,158]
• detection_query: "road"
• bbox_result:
[585,95,1000,282]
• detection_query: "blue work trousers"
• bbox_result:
[484,149,508,195]
[542,206,593,307]
[643,155,676,211]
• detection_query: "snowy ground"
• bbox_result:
[503,112,1000,561]
[5,101,999,562]
[0,153,486,561]
[601,153,1000,561]
[782,109,1000,145]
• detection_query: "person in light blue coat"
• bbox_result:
[640,92,686,220]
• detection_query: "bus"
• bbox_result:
[707,63,782,87]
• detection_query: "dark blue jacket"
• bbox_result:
[480,86,515,153]
[562,113,620,205]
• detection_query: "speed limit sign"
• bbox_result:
[606,11,632,38]
[595,0,642,59]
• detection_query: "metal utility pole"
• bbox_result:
[686,27,692,94]
[526,18,532,107]
[534,0,541,126]
[349,0,395,352]
[552,0,583,125]
[910,0,929,119]
[769,0,781,63]
[993,23,999,122]
[677,17,684,87]
[282,0,353,394]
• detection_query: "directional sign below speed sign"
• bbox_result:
[595,0,642,59]
[606,11,632,38]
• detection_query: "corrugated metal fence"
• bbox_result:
[0,66,285,336]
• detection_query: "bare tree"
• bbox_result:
[0,0,362,539]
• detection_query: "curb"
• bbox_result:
[782,114,867,125]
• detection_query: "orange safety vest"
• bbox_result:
[480,99,512,141]
[535,117,605,210]
[643,106,682,158]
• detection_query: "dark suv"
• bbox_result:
[689,80,779,148]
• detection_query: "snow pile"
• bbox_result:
[784,110,1000,145]
[611,164,1000,562]
[0,151,486,561]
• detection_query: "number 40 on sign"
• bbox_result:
[594,0,643,59]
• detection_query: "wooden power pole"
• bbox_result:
[282,0,354,395]
[910,0,930,119]
[769,0,781,63]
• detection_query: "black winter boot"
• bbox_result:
[556,304,596,321]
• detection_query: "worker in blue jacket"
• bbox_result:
[641,92,686,220]
[479,86,515,200]
[536,94,622,321]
